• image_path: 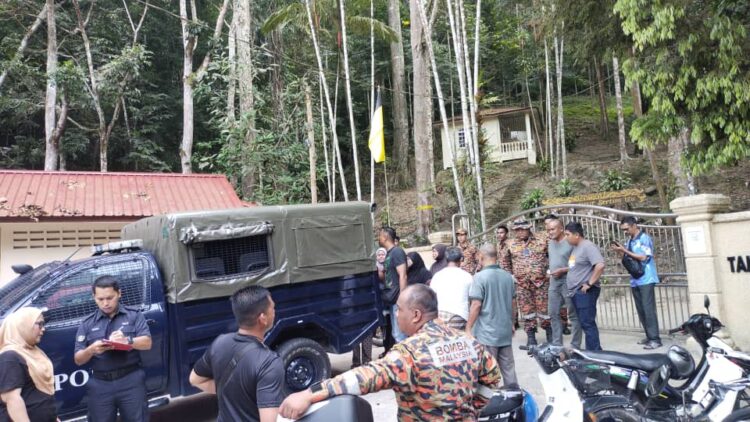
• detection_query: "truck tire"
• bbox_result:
[277,338,331,395]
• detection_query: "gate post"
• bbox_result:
[670,194,733,340]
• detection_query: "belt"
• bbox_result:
[92,364,140,381]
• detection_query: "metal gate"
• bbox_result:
[470,204,688,334]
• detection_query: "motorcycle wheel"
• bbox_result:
[588,408,640,422]
[724,408,750,422]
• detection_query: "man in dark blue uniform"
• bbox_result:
[74,276,152,422]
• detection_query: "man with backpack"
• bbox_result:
[190,286,284,422]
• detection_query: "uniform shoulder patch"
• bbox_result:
[427,337,477,367]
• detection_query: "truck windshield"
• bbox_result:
[0,262,59,315]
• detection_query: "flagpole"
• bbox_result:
[384,160,391,227]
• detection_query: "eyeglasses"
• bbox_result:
[456,232,467,236]
[34,321,45,328]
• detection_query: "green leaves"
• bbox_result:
[615,0,750,175]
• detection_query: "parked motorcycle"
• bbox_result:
[524,296,750,422]
[277,386,538,421]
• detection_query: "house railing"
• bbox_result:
[499,140,528,161]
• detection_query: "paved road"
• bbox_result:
[150,330,688,421]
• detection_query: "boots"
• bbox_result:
[526,328,537,347]
[545,326,553,344]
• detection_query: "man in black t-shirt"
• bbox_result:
[190,285,284,422]
[377,227,408,345]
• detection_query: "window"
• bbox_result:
[32,258,149,327]
[191,235,271,280]
[457,129,466,148]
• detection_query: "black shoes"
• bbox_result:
[526,329,538,347]
[545,327,553,344]
[563,325,571,335]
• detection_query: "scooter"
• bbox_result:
[277,385,538,421]
[524,296,750,421]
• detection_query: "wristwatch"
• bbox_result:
[310,381,323,394]
[127,336,134,345]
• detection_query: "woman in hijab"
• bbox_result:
[0,307,57,422]
[407,252,432,285]
[430,243,448,276]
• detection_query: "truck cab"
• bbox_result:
[0,202,383,420]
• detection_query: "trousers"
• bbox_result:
[517,278,550,330]
[632,283,661,342]
[87,368,148,422]
[572,285,601,351]
[485,345,518,388]
[549,278,582,347]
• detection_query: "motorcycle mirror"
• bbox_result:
[704,295,710,310]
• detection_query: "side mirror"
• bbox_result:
[704,295,710,311]
[11,264,33,275]
[370,202,377,213]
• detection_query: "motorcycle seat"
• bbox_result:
[479,389,525,416]
[577,350,670,372]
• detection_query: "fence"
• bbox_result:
[499,141,529,161]
[469,204,689,334]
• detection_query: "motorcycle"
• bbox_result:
[523,295,750,422]
[277,386,538,421]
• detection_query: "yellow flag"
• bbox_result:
[368,91,385,163]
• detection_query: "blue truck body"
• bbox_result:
[0,203,384,420]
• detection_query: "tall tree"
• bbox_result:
[338,0,362,200]
[236,0,256,196]
[612,55,629,162]
[179,0,231,174]
[615,0,750,188]
[387,0,410,188]
[44,0,57,170]
[0,5,47,91]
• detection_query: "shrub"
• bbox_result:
[521,188,545,210]
[536,157,550,174]
[556,178,576,197]
[599,169,632,192]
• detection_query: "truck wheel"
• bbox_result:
[277,338,331,395]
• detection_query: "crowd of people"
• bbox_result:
[0,216,662,421]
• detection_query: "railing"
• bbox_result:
[472,204,689,335]
[499,140,528,161]
[597,277,689,333]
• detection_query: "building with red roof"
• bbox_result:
[0,170,246,283]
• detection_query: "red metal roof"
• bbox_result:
[0,170,247,220]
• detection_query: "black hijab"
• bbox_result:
[407,252,432,285]
[430,244,448,276]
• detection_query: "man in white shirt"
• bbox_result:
[430,247,473,330]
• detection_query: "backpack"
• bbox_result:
[622,238,645,279]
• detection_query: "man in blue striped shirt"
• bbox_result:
[612,216,662,350]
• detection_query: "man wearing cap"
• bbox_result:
[456,228,480,274]
[500,218,551,346]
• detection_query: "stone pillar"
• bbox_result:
[670,194,731,321]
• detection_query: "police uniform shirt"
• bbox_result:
[193,333,284,422]
[74,306,150,372]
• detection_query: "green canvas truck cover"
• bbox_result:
[121,202,375,303]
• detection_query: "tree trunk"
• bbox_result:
[594,57,609,138]
[179,0,195,173]
[305,83,318,203]
[44,0,58,171]
[227,3,237,126]
[387,0,411,188]
[237,0,256,196]
[305,0,348,201]
[668,128,696,197]
[544,39,554,177]
[445,0,474,170]
[555,34,567,178]
[319,82,332,202]
[631,76,668,210]
[413,0,466,236]
[0,5,47,91]
[612,56,629,162]
[72,0,109,171]
[457,0,485,231]
[338,0,363,201]
[411,0,435,236]
[179,0,231,174]
[270,29,284,126]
